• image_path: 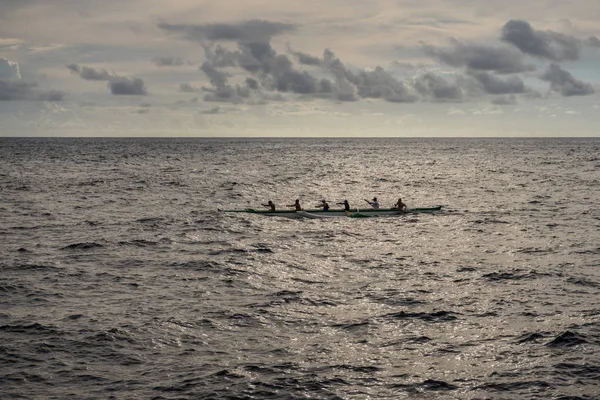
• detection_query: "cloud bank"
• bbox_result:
[158,18,595,106]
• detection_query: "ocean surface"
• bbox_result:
[1,137,599,400]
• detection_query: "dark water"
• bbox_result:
[1,137,599,399]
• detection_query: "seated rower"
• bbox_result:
[287,199,303,211]
[364,197,380,209]
[393,198,407,212]
[337,199,351,211]
[262,200,276,211]
[315,200,329,211]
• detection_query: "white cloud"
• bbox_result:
[0,57,21,79]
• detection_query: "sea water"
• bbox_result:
[1,137,599,399]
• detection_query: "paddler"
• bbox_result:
[393,198,407,212]
[337,199,351,211]
[262,200,276,211]
[316,200,330,211]
[364,197,380,209]
[287,199,303,211]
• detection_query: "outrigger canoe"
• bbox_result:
[220,206,442,219]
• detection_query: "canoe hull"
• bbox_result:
[221,206,442,218]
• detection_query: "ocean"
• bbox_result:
[1,137,599,399]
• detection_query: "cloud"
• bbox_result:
[287,46,321,65]
[587,36,600,47]
[67,63,147,95]
[179,83,200,92]
[109,77,147,95]
[468,71,530,95]
[67,63,112,81]
[501,20,581,61]
[151,56,185,67]
[540,64,594,96]
[0,57,21,79]
[158,19,295,43]
[196,41,419,104]
[322,49,417,102]
[422,41,535,74]
[413,72,463,101]
[0,79,64,101]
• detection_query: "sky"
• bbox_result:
[1,0,599,137]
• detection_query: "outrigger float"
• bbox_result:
[220,206,442,219]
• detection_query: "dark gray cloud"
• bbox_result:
[158,19,295,43]
[468,71,529,94]
[200,61,229,87]
[287,46,321,65]
[199,43,334,102]
[413,73,463,101]
[273,70,318,94]
[0,79,64,101]
[540,63,594,96]
[203,45,239,67]
[179,83,200,92]
[151,56,185,67]
[501,20,581,61]
[197,43,418,104]
[202,85,251,104]
[423,41,535,74]
[323,49,417,102]
[245,78,258,90]
[198,60,251,104]
[109,77,147,95]
[67,63,147,95]
[67,64,112,81]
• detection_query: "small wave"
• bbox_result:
[135,217,164,223]
[566,277,600,288]
[475,380,552,391]
[118,239,158,247]
[473,218,510,224]
[515,332,545,343]
[61,242,104,250]
[291,277,326,285]
[87,327,137,344]
[482,270,550,281]
[383,310,458,322]
[572,247,600,255]
[1,263,60,271]
[2,371,47,384]
[317,364,382,373]
[391,379,458,393]
[0,322,59,335]
[169,260,222,271]
[546,331,588,347]
[553,363,600,379]
[330,321,370,331]
[516,247,555,254]
[383,336,433,346]
[421,379,458,391]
